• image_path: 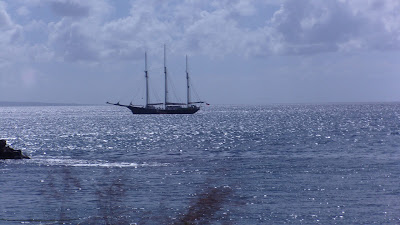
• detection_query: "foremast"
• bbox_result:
[145,52,149,108]
[186,55,190,107]
[164,44,168,109]
[186,55,204,106]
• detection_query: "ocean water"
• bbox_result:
[1,103,400,224]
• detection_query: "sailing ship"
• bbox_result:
[107,45,205,114]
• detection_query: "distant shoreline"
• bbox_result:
[0,101,90,107]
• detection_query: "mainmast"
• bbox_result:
[164,44,168,109]
[186,55,190,107]
[145,52,149,107]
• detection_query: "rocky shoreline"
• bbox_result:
[0,139,30,159]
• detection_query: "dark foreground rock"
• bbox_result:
[0,139,30,159]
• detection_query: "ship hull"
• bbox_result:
[127,106,200,114]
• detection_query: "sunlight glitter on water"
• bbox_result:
[20,157,170,168]
[2,104,400,224]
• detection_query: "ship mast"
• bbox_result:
[186,55,190,107]
[164,44,168,109]
[145,52,149,108]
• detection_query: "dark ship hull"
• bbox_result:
[127,106,199,114]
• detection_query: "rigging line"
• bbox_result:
[130,76,145,104]
[167,75,183,103]
[190,79,202,102]
[149,77,162,104]
[116,75,143,104]
[147,65,164,73]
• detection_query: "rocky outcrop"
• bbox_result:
[0,139,30,159]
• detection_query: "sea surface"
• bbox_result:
[1,103,400,224]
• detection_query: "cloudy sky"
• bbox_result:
[1,0,400,105]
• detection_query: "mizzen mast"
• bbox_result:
[145,52,149,107]
[164,44,168,109]
[186,55,190,107]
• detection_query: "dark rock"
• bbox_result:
[0,139,30,159]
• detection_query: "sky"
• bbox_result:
[1,0,400,105]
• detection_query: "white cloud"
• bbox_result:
[0,2,12,28]
[48,18,99,61]
[43,0,280,61]
[270,0,363,54]
[1,0,400,65]
[181,8,244,55]
[45,0,112,61]
[269,0,400,54]
[49,0,90,18]
[234,0,257,16]
[16,6,30,16]
[1,0,400,105]
[100,0,172,59]
[0,1,24,68]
